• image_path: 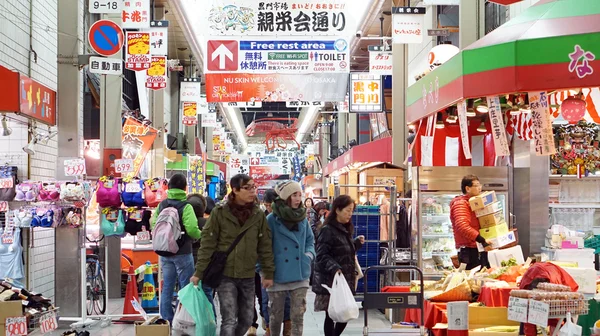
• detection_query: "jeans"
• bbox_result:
[202,284,217,320]
[159,254,195,323]
[261,287,290,326]
[217,276,255,336]
[269,288,308,336]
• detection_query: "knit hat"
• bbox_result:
[275,181,302,201]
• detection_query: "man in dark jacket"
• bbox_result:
[449,175,492,270]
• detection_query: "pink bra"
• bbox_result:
[39,183,61,201]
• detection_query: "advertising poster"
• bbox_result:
[182,102,198,126]
[202,113,218,128]
[187,156,205,195]
[487,96,511,157]
[19,74,57,125]
[228,154,250,175]
[150,26,168,55]
[122,0,150,29]
[528,91,557,156]
[125,32,151,71]
[145,56,167,90]
[369,51,393,75]
[121,117,158,177]
[457,100,472,159]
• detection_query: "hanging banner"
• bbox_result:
[125,32,151,71]
[202,113,217,128]
[228,154,250,176]
[145,56,167,90]
[187,155,205,195]
[528,91,557,156]
[369,51,393,75]
[150,21,169,55]
[180,78,202,103]
[198,95,209,114]
[121,117,158,177]
[205,0,353,36]
[457,100,472,159]
[182,102,198,126]
[487,96,511,157]
[292,154,302,181]
[122,0,150,29]
[349,73,382,112]
[392,7,426,44]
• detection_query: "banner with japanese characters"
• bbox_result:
[202,113,218,128]
[122,0,150,29]
[204,38,349,73]
[182,102,198,126]
[150,21,169,55]
[369,51,392,75]
[486,96,511,157]
[121,117,158,178]
[228,154,250,176]
[187,155,205,195]
[528,91,557,156]
[146,56,167,90]
[392,7,426,44]
[349,73,382,112]
[205,1,352,36]
[125,32,151,71]
[457,100,472,159]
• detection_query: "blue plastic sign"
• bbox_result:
[88,20,124,57]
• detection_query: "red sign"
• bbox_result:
[125,32,151,71]
[250,157,260,165]
[207,40,238,72]
[19,75,57,125]
[145,56,167,90]
[88,20,124,57]
[182,102,198,126]
[121,117,158,177]
[102,148,122,177]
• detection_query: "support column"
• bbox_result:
[459,0,485,48]
[205,127,214,159]
[391,44,407,166]
[348,113,358,143]
[337,113,348,148]
[150,89,165,177]
[358,114,370,145]
[320,126,330,197]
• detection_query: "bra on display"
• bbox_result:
[12,209,33,228]
[31,209,54,228]
[144,178,168,208]
[100,208,125,237]
[39,182,61,201]
[124,209,152,236]
[60,182,85,202]
[121,179,146,207]
[96,177,122,208]
[14,182,40,202]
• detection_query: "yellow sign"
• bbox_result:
[212,135,220,145]
[350,73,382,112]
[141,282,156,301]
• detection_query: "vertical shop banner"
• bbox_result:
[392,7,426,44]
[187,155,205,195]
[487,96,511,157]
[457,100,472,159]
[228,154,250,175]
[202,113,217,128]
[125,32,151,71]
[528,91,557,156]
[292,155,302,181]
[182,102,198,126]
[349,73,382,112]
[369,51,393,75]
[121,117,158,177]
[198,95,209,114]
[180,78,202,103]
[150,21,168,55]
[145,56,167,90]
[205,0,353,36]
[122,0,150,29]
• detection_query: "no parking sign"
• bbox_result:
[88,19,124,57]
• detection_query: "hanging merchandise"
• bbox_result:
[39,182,61,201]
[30,209,54,228]
[0,226,24,280]
[14,182,40,202]
[122,178,147,207]
[12,209,33,228]
[124,208,152,236]
[60,182,87,202]
[62,207,83,228]
[0,169,17,202]
[101,208,126,237]
[96,176,122,208]
[144,178,168,208]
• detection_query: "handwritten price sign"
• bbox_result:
[114,159,134,173]
[508,297,529,323]
[528,299,549,328]
[0,201,8,212]
[5,316,27,336]
[0,177,14,189]
[39,311,58,333]
[64,158,87,177]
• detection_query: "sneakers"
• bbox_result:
[265,327,271,336]
[283,320,292,336]
[247,326,258,335]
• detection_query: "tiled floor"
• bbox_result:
[40,292,395,335]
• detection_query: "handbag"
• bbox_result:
[203,229,249,288]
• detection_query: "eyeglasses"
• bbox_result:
[241,185,257,191]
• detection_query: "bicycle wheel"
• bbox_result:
[86,262,95,315]
[93,267,106,315]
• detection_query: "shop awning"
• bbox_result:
[323,136,392,176]
[406,0,600,124]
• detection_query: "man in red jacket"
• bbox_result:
[450,175,493,270]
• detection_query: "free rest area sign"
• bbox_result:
[205,38,349,73]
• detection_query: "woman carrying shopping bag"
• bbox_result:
[266,181,315,336]
[312,195,364,336]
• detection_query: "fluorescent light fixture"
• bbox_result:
[225,106,248,150]
[296,107,320,144]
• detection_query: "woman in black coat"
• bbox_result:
[312,195,364,336]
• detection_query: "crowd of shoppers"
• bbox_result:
[152,172,362,336]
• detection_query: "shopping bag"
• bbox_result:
[177,283,217,336]
[559,313,582,336]
[322,273,360,323]
[354,257,363,292]
[172,302,196,336]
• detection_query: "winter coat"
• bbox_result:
[449,195,480,249]
[194,203,275,280]
[312,220,363,295]
[267,214,315,284]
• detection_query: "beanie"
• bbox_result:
[275,181,302,201]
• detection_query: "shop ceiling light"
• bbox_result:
[407,123,416,130]
[466,109,477,117]
[477,121,487,133]
[435,116,445,129]
[476,104,489,113]
[446,115,458,123]
[22,137,37,155]
[1,115,11,136]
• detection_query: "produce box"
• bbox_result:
[474,201,503,218]
[478,210,505,229]
[488,245,524,268]
[469,191,497,211]
[135,321,170,336]
[432,307,519,336]
[479,222,509,240]
[0,301,23,336]
[477,231,517,252]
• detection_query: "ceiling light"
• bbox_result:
[477,121,487,133]
[23,137,38,155]
[476,104,489,113]
[407,123,416,130]
[267,112,273,117]
[446,115,458,123]
[1,115,11,136]
[466,109,477,117]
[435,113,445,129]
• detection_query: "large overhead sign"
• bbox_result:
[206,0,352,36]
[392,7,426,44]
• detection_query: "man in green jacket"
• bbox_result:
[150,173,200,323]
[191,174,274,336]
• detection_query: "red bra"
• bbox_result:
[39,182,61,201]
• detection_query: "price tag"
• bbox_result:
[0,178,14,189]
[447,301,468,330]
[115,159,134,173]
[1,226,14,244]
[0,201,8,212]
[508,297,529,323]
[125,182,142,193]
[528,299,549,327]
[64,158,87,177]
[39,311,58,333]
[5,316,27,336]
[137,226,151,243]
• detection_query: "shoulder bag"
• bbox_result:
[203,229,249,288]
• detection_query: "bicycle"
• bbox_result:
[85,236,106,315]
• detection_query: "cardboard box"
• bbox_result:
[432,306,519,336]
[0,301,23,336]
[479,222,509,240]
[478,210,505,229]
[478,231,517,252]
[474,201,503,218]
[469,191,497,211]
[562,267,597,294]
[488,245,525,268]
[135,321,170,336]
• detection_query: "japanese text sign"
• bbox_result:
[568,44,595,79]
[64,158,87,177]
[146,56,167,90]
[487,96,510,157]
[182,102,198,126]
[457,100,472,159]
[180,78,202,103]
[205,1,352,36]
[392,7,426,44]
[202,113,217,128]
[527,300,549,328]
[19,75,57,126]
[114,158,134,173]
[122,0,150,29]
[528,91,556,156]
[125,32,151,71]
[89,56,123,76]
[447,301,468,330]
[5,316,27,336]
[228,154,250,176]
[121,117,158,178]
[508,297,529,323]
[369,51,393,75]
[39,311,58,333]
[187,156,205,195]
[89,0,121,13]
[349,73,382,112]
[150,21,169,55]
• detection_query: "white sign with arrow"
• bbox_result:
[213,44,234,70]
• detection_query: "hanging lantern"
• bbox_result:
[561,95,587,124]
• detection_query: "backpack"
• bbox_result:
[152,200,188,257]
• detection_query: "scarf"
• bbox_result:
[228,198,255,225]
[272,199,306,231]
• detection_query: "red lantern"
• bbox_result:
[561,96,587,124]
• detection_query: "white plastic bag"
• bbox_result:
[559,313,582,336]
[172,302,196,336]
[322,272,359,323]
